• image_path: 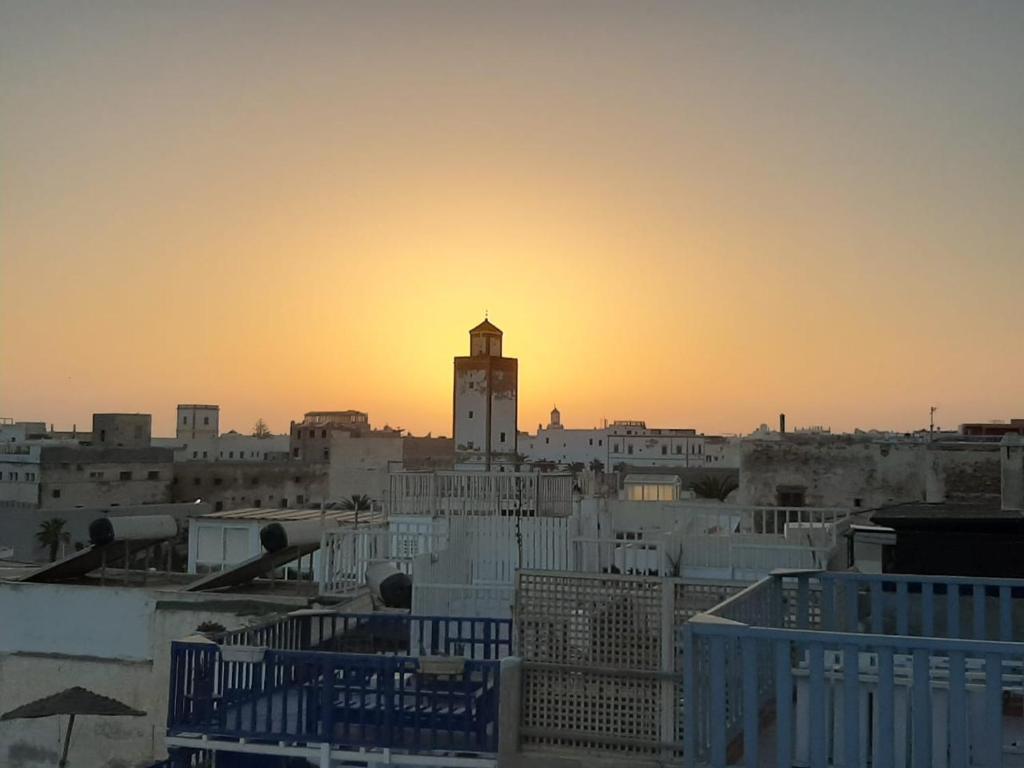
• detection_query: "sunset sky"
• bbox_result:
[1,1,1021,438]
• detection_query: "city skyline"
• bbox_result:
[2,2,1022,438]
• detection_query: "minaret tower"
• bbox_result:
[453,318,519,471]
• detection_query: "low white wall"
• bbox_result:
[0,581,306,768]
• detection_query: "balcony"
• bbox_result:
[684,571,1024,767]
[165,612,511,767]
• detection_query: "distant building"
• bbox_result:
[152,404,289,462]
[92,413,152,449]
[607,420,708,468]
[0,444,173,510]
[289,410,370,461]
[453,319,518,471]
[960,418,1024,437]
[170,460,327,512]
[738,433,1001,508]
[176,403,219,440]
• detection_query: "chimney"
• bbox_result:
[1002,435,1024,512]
[779,413,786,434]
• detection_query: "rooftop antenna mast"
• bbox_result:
[929,406,938,441]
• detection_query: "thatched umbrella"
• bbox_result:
[1,686,145,767]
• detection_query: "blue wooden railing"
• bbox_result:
[683,571,1024,767]
[168,642,501,753]
[216,612,513,660]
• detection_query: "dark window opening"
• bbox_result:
[147,470,159,480]
[214,501,224,511]
[777,487,806,508]
[119,471,132,481]
[52,489,61,499]
[468,411,474,419]
[193,478,201,486]
[203,416,210,425]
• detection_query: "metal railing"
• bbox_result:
[217,612,513,660]
[167,642,501,754]
[684,571,1024,767]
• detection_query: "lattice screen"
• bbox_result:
[521,667,662,755]
[516,570,740,758]
[517,571,663,671]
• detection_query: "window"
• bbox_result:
[119,471,132,481]
[11,472,17,481]
[192,451,198,459]
[182,416,188,425]
[296,494,304,505]
[203,416,209,425]
[280,498,288,508]
[599,440,603,446]
[147,470,159,480]
[292,448,299,458]
[253,498,262,507]
[214,501,224,511]
[193,477,201,486]
[500,432,506,443]
[293,476,302,483]
[854,498,863,508]
[661,445,667,455]
[52,489,61,499]
[468,411,474,419]
[776,487,806,508]
[321,429,327,438]
[201,451,207,459]
[229,451,234,458]
[322,448,329,460]
[589,438,593,446]
[100,430,106,441]
[675,445,682,455]
[545,437,549,444]
[627,445,633,455]
[251,477,260,486]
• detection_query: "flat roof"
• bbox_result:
[196,507,386,524]
[624,474,681,484]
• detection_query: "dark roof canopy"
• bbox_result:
[469,319,502,335]
[1,687,145,720]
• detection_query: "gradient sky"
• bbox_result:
[2,1,1021,438]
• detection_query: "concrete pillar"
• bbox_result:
[1002,435,1024,511]
[498,656,523,758]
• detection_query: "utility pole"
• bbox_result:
[929,406,938,441]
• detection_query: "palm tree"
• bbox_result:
[690,475,739,501]
[36,518,71,562]
[340,494,372,511]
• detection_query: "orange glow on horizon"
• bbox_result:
[1,3,1021,437]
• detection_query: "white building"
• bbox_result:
[519,410,607,467]
[151,404,288,462]
[453,319,518,471]
[520,414,740,470]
